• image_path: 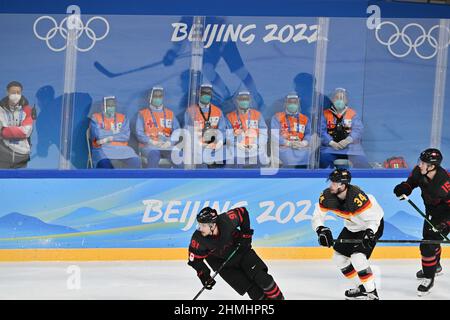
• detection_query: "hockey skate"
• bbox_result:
[417,278,434,297]
[345,285,379,300]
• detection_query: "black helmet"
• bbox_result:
[420,148,442,166]
[328,168,352,184]
[197,207,218,224]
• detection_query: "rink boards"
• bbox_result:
[0,170,448,261]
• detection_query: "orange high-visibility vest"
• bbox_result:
[227,109,261,145]
[186,104,222,144]
[139,107,174,147]
[323,107,356,137]
[92,112,128,148]
[275,112,309,142]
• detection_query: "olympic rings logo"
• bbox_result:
[375,21,449,60]
[33,15,109,52]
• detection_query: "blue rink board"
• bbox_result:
[0,170,434,249]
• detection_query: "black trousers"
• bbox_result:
[420,215,449,278]
[206,248,269,296]
[333,219,384,258]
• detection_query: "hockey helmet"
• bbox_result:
[197,207,218,224]
[328,168,352,185]
[419,148,442,166]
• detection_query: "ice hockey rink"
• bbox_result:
[0,259,448,300]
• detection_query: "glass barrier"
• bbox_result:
[75,15,191,169]
[1,11,448,170]
[79,15,320,169]
[362,17,443,170]
[0,13,67,169]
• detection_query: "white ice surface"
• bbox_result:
[0,259,448,300]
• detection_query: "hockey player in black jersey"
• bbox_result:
[394,148,450,296]
[188,206,284,300]
[312,168,385,300]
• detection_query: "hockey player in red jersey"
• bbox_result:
[188,206,284,300]
[393,148,450,296]
[312,168,385,300]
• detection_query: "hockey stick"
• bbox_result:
[193,243,241,300]
[94,52,190,78]
[335,239,450,244]
[400,195,450,241]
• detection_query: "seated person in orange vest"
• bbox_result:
[0,81,34,168]
[184,84,226,166]
[90,96,141,169]
[225,91,268,168]
[319,88,369,168]
[271,93,310,168]
[135,87,180,168]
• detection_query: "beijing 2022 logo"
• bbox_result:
[33,9,109,53]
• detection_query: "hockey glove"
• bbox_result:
[316,226,334,247]
[436,221,450,234]
[362,229,376,250]
[393,182,412,198]
[198,272,216,290]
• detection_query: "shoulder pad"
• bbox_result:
[189,231,207,251]
[319,189,339,210]
[348,185,371,212]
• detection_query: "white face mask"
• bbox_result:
[9,94,21,104]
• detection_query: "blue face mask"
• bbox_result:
[151,98,163,107]
[287,103,299,113]
[333,99,346,111]
[238,100,250,110]
[200,94,211,105]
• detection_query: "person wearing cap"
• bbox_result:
[184,84,226,167]
[0,81,34,168]
[135,87,180,168]
[271,93,310,168]
[393,148,449,296]
[225,91,268,168]
[319,88,369,168]
[89,96,140,168]
[312,168,385,300]
[188,206,284,300]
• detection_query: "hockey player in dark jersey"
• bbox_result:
[312,168,385,300]
[394,148,450,296]
[188,206,284,300]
